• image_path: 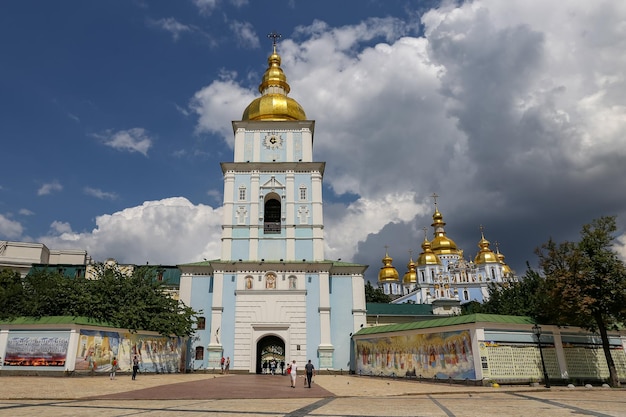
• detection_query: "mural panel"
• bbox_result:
[75,330,184,374]
[356,330,475,380]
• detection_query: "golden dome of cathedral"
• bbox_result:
[378,250,399,283]
[430,206,458,255]
[402,256,417,284]
[242,43,307,121]
[416,236,442,266]
[474,231,499,264]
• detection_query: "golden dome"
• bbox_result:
[496,247,514,276]
[474,232,499,264]
[417,237,442,266]
[402,257,417,284]
[430,207,458,255]
[242,46,307,121]
[378,251,399,283]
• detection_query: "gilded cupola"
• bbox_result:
[242,33,307,122]
[402,255,417,284]
[474,229,499,264]
[430,205,458,255]
[417,234,442,266]
[378,250,399,283]
[495,242,514,276]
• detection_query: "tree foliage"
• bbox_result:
[536,216,626,387]
[0,264,198,337]
[0,269,26,319]
[468,266,551,322]
[365,280,392,303]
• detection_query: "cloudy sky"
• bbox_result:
[1,0,625,283]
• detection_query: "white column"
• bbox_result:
[311,171,324,260]
[221,171,235,260]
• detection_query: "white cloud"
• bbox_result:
[193,0,218,15]
[19,209,34,216]
[229,20,259,48]
[0,214,23,239]
[149,17,192,41]
[325,192,426,261]
[37,181,63,196]
[84,187,118,200]
[95,128,153,156]
[40,197,222,265]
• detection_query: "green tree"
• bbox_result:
[473,266,551,321]
[536,216,626,387]
[0,269,26,319]
[365,280,391,303]
[87,264,198,337]
[9,264,198,337]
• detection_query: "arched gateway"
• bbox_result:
[256,335,285,374]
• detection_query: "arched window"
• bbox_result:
[195,346,204,360]
[464,289,469,300]
[264,198,281,234]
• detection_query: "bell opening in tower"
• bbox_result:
[263,198,281,234]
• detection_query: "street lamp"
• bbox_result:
[532,324,551,388]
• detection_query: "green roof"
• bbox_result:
[0,316,116,327]
[355,313,535,336]
[366,302,433,316]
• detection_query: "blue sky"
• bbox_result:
[1,0,626,283]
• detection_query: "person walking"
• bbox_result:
[110,356,118,380]
[220,356,225,374]
[132,355,139,380]
[224,356,230,374]
[289,360,297,388]
[304,359,315,388]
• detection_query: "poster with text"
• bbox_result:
[4,332,70,367]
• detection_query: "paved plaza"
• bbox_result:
[0,373,625,416]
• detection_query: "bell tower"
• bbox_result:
[221,32,324,262]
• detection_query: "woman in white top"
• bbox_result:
[289,360,297,388]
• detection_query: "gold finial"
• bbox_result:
[479,224,485,238]
[267,31,282,53]
[422,227,428,240]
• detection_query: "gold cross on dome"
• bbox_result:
[267,31,282,49]
[431,193,439,206]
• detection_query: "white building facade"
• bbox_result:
[179,40,367,373]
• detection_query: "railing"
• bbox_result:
[263,222,281,234]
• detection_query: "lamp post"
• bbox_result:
[532,324,551,388]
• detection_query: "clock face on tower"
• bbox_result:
[264,133,283,150]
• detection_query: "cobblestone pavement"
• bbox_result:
[0,373,625,416]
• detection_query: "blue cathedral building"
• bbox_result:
[178,39,367,373]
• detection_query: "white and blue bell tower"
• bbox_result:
[179,34,367,374]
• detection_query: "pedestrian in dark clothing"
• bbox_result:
[305,359,315,388]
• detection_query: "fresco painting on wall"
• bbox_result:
[356,330,475,380]
[75,330,184,374]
